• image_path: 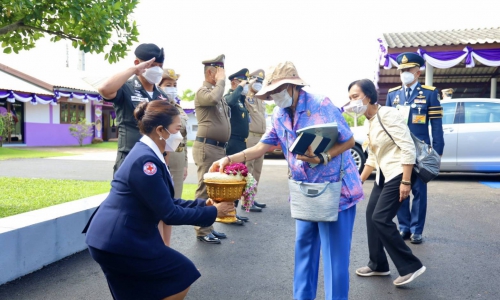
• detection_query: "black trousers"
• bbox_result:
[113,151,128,175]
[366,172,423,276]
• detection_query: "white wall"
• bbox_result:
[25,103,50,123]
[186,113,197,141]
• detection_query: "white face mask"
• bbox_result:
[271,86,293,108]
[344,98,368,115]
[400,71,416,86]
[163,87,177,102]
[241,85,249,96]
[143,66,163,85]
[161,129,183,152]
[252,82,262,92]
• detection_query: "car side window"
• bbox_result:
[441,102,457,125]
[464,102,500,124]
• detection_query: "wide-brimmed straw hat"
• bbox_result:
[255,61,308,100]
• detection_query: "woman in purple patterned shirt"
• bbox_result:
[210,62,364,300]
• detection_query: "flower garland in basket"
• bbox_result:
[222,163,258,212]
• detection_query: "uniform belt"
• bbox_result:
[196,137,228,148]
[230,135,248,142]
[249,132,264,137]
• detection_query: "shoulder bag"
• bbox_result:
[279,117,344,222]
[377,109,440,183]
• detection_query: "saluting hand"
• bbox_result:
[215,67,226,82]
[134,57,156,76]
[238,79,248,87]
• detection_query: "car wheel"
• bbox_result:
[351,145,366,174]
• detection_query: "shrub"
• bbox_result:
[69,118,94,146]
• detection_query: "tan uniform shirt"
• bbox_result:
[175,103,189,164]
[245,93,266,134]
[194,80,231,142]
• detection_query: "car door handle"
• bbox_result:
[443,128,454,132]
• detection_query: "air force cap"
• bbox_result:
[397,52,425,70]
[134,43,165,63]
[228,68,249,81]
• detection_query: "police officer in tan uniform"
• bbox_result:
[157,68,189,246]
[193,54,231,244]
[244,69,268,209]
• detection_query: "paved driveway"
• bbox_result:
[1,152,500,299]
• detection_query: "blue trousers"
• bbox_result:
[397,177,427,234]
[293,205,356,300]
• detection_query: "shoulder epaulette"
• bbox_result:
[421,85,436,91]
[388,86,402,93]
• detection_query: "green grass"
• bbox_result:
[0,148,74,160]
[0,178,111,218]
[181,184,197,200]
[83,141,118,149]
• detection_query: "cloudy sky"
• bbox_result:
[1,0,499,106]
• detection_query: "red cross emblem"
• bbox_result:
[143,162,157,175]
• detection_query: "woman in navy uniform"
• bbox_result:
[83,100,234,300]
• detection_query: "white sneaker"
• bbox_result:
[355,266,391,277]
[393,266,426,286]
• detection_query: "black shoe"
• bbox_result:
[400,231,411,240]
[236,214,249,222]
[197,233,221,244]
[410,234,423,244]
[254,201,267,208]
[211,230,227,239]
[228,219,245,226]
[242,204,262,212]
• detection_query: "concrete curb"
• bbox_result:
[0,193,107,285]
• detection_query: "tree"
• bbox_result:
[0,112,14,147]
[69,118,94,146]
[180,89,195,101]
[0,0,139,63]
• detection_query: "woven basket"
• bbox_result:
[204,180,246,202]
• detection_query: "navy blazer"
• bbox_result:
[85,142,217,259]
[386,83,445,155]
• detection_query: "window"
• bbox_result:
[60,103,86,124]
[464,102,500,124]
[441,102,457,125]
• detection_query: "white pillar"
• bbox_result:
[425,64,434,86]
[491,78,497,98]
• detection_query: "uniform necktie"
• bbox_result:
[406,88,412,101]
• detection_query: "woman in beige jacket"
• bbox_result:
[345,79,426,287]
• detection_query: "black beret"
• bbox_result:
[134,43,164,63]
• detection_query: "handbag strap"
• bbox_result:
[377,108,400,150]
[278,117,345,181]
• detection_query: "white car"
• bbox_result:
[349,98,500,173]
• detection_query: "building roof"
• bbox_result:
[383,27,500,48]
[0,69,53,96]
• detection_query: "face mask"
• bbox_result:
[163,87,177,102]
[271,86,293,108]
[400,71,416,86]
[161,129,183,152]
[252,82,262,92]
[344,98,367,115]
[241,85,249,95]
[143,66,163,85]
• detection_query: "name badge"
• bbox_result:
[131,96,148,102]
[414,99,426,104]
[412,114,426,124]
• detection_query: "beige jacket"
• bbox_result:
[365,106,416,184]
[194,80,231,142]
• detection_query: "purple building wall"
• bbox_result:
[24,123,92,146]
